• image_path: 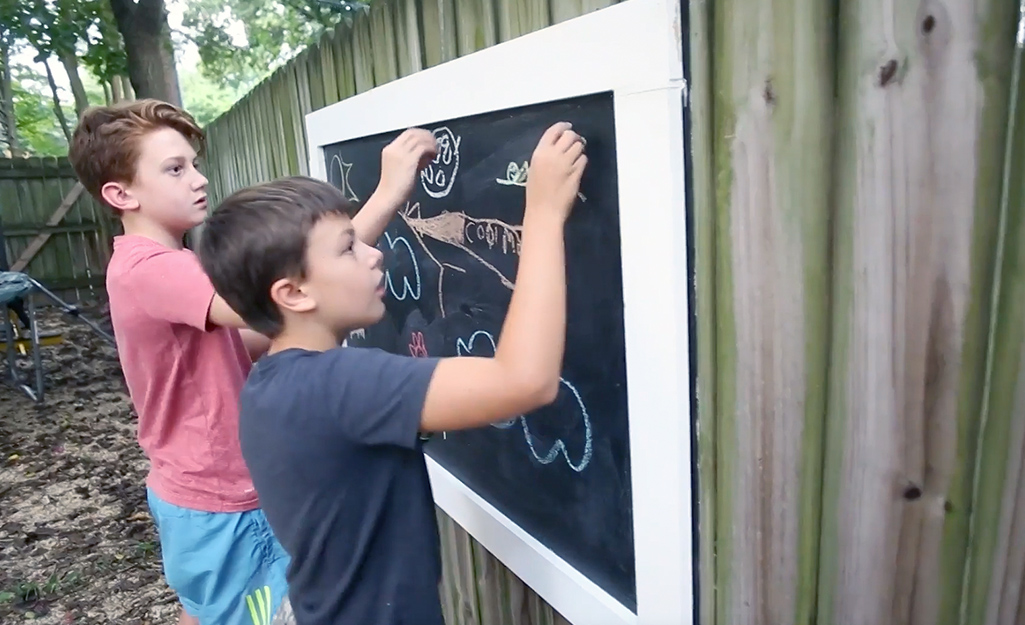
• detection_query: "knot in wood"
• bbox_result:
[763,78,775,106]
[878,59,899,87]
[903,485,922,500]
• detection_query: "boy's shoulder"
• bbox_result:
[242,346,438,448]
[105,235,219,332]
[108,235,194,277]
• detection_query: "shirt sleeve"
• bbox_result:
[125,248,216,330]
[319,347,440,449]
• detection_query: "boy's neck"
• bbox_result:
[267,322,345,356]
[121,214,186,250]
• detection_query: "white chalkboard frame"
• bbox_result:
[305,1,693,623]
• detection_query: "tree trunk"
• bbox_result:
[0,32,23,157]
[58,51,90,118]
[121,74,135,101]
[41,57,72,144]
[108,0,182,106]
[111,76,123,103]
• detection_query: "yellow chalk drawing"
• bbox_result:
[495,161,587,203]
[245,585,273,625]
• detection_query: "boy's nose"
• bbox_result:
[370,245,384,269]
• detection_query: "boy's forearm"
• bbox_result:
[494,211,566,397]
[352,189,404,246]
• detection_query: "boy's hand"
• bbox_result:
[376,128,438,204]
[525,122,587,223]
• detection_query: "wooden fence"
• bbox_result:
[200,0,1025,624]
[0,157,116,302]
[689,0,1025,624]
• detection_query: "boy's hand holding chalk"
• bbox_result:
[376,128,439,205]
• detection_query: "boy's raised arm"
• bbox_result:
[419,122,587,433]
[352,128,438,246]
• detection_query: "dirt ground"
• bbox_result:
[0,300,179,624]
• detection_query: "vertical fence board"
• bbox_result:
[395,0,425,76]
[821,0,1020,623]
[454,0,498,56]
[422,0,458,68]
[370,1,401,86]
[709,0,835,622]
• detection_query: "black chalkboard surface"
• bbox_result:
[324,91,635,610]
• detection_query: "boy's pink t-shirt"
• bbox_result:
[106,234,258,513]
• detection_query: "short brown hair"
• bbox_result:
[68,99,205,212]
[199,176,357,338]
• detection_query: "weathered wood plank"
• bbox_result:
[965,26,1025,625]
[711,0,835,621]
[688,0,716,620]
[394,0,425,76]
[454,0,498,56]
[422,0,458,68]
[351,18,377,94]
[820,0,1020,624]
[496,0,548,42]
[369,1,400,86]
[550,0,616,24]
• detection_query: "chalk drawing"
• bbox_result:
[381,202,518,316]
[420,127,461,198]
[408,331,429,358]
[495,160,587,203]
[349,328,366,341]
[383,231,421,301]
[455,330,593,472]
[331,154,359,202]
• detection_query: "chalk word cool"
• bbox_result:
[420,127,461,199]
[454,330,593,472]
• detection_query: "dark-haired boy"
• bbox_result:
[198,122,587,624]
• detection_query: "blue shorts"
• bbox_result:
[147,489,291,625]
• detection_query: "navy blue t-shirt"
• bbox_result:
[238,346,443,625]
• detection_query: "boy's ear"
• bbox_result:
[100,181,140,213]
[270,277,316,314]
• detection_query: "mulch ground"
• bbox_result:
[0,300,179,624]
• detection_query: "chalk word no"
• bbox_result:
[420,127,461,199]
[454,330,593,472]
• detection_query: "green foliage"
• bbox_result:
[10,64,73,156]
[0,0,124,80]
[180,67,250,127]
[180,0,369,89]
[79,0,128,83]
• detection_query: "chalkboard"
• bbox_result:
[325,91,635,610]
